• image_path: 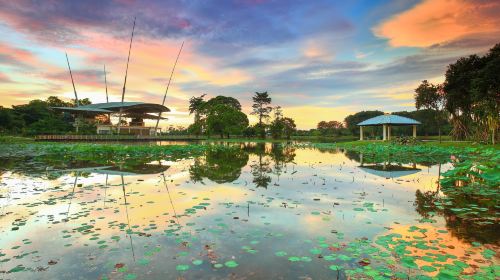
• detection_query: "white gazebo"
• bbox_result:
[357,113,421,141]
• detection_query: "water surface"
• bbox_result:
[0,143,497,279]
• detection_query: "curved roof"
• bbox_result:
[53,102,170,114]
[357,114,420,126]
[359,165,421,178]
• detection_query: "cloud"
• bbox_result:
[0,42,39,70]
[0,72,13,83]
[373,0,500,48]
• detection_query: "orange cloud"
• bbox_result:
[374,0,500,47]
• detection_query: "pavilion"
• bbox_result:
[357,113,420,141]
[53,101,170,135]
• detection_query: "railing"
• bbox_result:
[35,135,206,141]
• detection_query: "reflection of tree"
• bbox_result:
[189,148,249,183]
[251,152,271,188]
[413,164,499,243]
[269,144,296,180]
[246,143,297,188]
[414,189,440,218]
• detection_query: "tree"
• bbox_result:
[188,94,206,122]
[0,107,15,133]
[443,43,499,143]
[443,55,483,140]
[471,44,500,144]
[281,117,297,139]
[251,91,272,138]
[69,98,92,106]
[206,104,249,138]
[414,80,446,142]
[204,95,241,111]
[317,120,343,136]
[344,111,384,135]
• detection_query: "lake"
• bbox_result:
[0,142,497,279]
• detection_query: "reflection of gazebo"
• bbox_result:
[359,164,421,179]
[357,113,420,141]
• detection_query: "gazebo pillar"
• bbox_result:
[412,125,417,138]
[387,125,391,140]
[383,124,387,140]
[359,126,364,141]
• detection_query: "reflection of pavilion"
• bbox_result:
[55,162,171,261]
[64,164,170,176]
[358,153,420,178]
[359,164,421,178]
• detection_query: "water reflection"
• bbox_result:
[0,143,497,279]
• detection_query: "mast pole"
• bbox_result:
[154,41,184,136]
[104,64,110,125]
[104,64,109,103]
[65,53,79,106]
[117,17,136,134]
[66,52,80,132]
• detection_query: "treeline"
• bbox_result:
[313,43,499,143]
[0,96,93,135]
[187,91,297,139]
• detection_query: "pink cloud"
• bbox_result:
[374,0,500,48]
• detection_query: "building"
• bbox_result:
[53,101,169,135]
[357,113,421,140]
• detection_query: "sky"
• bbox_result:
[0,0,499,129]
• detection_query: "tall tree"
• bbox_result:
[188,94,206,122]
[251,91,272,138]
[443,54,483,140]
[414,80,446,142]
[471,44,500,144]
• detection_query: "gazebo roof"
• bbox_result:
[357,114,421,126]
[53,102,170,114]
[359,164,421,178]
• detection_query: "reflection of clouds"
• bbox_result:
[382,224,493,276]
[0,147,493,278]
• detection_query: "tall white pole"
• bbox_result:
[117,17,136,134]
[154,41,184,136]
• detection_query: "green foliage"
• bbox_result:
[0,96,85,135]
[317,120,343,136]
[251,91,272,137]
[206,104,248,138]
[188,94,206,122]
[443,43,499,142]
[269,106,296,139]
[390,136,417,145]
[189,147,249,183]
[203,95,241,111]
[392,109,450,136]
[344,111,384,135]
[188,95,248,138]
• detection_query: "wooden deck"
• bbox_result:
[35,135,206,141]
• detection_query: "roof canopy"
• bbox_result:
[359,164,421,178]
[53,102,170,117]
[357,114,421,126]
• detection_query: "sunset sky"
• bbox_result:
[1,0,499,129]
